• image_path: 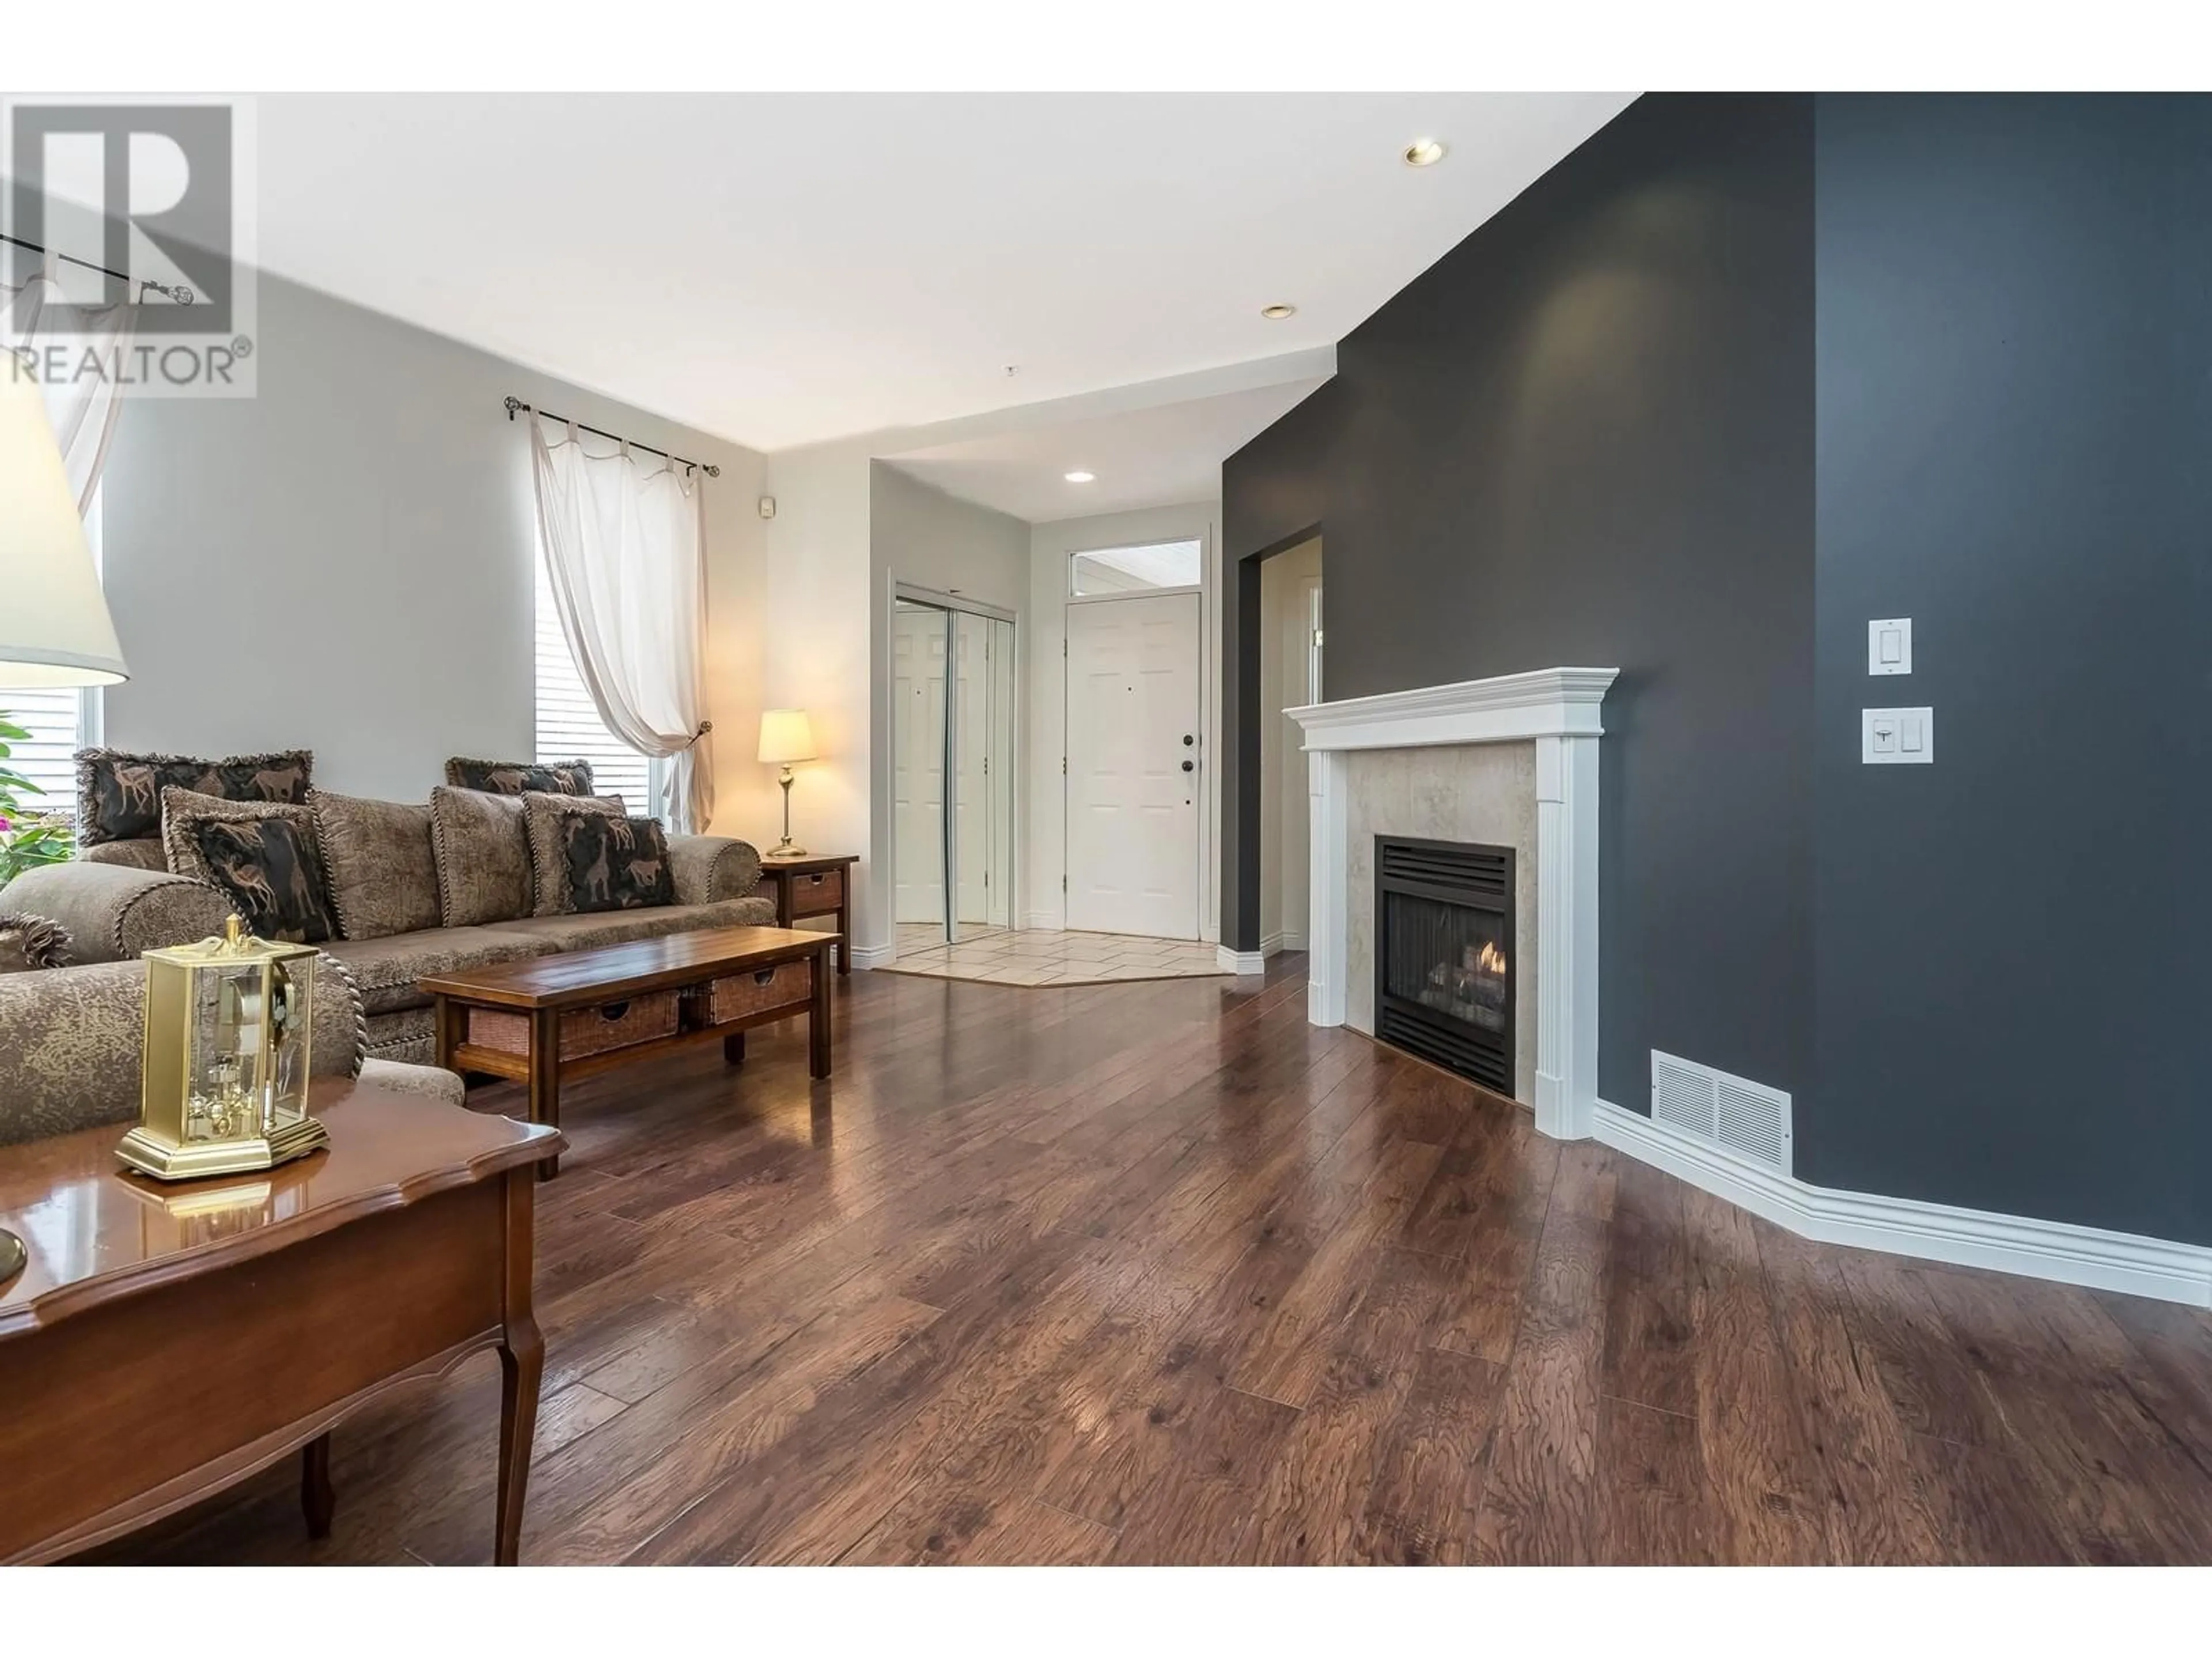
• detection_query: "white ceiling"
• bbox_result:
[881,362,1330,521]
[247,92,1633,452]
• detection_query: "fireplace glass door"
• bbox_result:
[1382,892,1510,1035]
[1374,836,1515,1095]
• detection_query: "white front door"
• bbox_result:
[1065,591,1202,938]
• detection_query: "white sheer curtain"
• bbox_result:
[527,414,714,833]
[1,251,135,505]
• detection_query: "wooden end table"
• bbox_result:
[756,854,859,975]
[423,924,838,1179]
[0,1082,562,1565]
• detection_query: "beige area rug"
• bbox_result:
[879,926,1231,987]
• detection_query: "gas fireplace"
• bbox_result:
[1374,835,1516,1094]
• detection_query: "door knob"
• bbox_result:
[1182,734,1195,745]
[1181,759,1195,773]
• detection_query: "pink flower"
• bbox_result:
[0,814,12,834]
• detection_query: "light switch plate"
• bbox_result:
[1863,707,1933,764]
[1868,618,1912,675]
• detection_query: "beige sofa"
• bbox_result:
[0,956,464,1148]
[3,828,777,1067]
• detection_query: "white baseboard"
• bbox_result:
[1259,933,1286,959]
[1022,910,1063,933]
[849,941,897,970]
[1216,945,1269,976]
[1593,1100,2212,1308]
[1281,930,1306,952]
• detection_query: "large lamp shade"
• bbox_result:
[0,364,127,687]
[756,709,817,766]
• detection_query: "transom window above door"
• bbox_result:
[1070,539,1202,596]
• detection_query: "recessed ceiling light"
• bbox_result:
[1064,470,1096,483]
[1403,138,1448,168]
[1260,304,1297,320]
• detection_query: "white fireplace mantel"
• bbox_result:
[1286,666,1618,1142]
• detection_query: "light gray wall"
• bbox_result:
[865,463,1031,954]
[98,271,771,819]
[870,463,1030,612]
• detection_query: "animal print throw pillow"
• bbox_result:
[183,816,339,944]
[444,756,596,797]
[521,791,627,915]
[160,786,319,886]
[76,747,313,845]
[554,810,676,914]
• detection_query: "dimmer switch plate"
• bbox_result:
[1863,707,1933,764]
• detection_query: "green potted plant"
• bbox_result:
[0,714,74,885]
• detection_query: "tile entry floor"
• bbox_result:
[885,923,1232,986]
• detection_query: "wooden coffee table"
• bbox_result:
[0,1081,560,1565]
[422,925,838,1179]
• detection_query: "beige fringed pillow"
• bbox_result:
[311,790,442,940]
[0,913,70,972]
[521,791,627,915]
[429,786,533,927]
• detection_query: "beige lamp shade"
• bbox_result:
[0,365,127,687]
[757,708,817,766]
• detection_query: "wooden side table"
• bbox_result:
[757,853,859,975]
[0,1082,561,1565]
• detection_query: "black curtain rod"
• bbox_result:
[504,395,721,478]
[0,229,194,304]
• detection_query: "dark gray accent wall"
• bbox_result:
[1222,385,1340,950]
[1810,95,2212,1241]
[1224,94,1817,1117]
[1224,89,2212,1247]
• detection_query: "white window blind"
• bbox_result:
[533,550,658,815]
[2,684,88,813]
[3,493,103,818]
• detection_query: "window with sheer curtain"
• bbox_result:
[532,546,661,816]
[5,494,104,816]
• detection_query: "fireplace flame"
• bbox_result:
[1478,941,1508,977]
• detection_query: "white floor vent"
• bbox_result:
[1650,1050,1793,1175]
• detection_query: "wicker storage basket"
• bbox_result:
[690,959,813,1025]
[469,991,680,1060]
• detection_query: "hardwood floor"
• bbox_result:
[87,959,2212,1566]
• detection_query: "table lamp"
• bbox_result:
[756,709,816,859]
[1,362,131,1283]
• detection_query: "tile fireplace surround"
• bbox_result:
[1286,666,1618,1142]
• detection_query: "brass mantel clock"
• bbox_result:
[120,915,329,1181]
